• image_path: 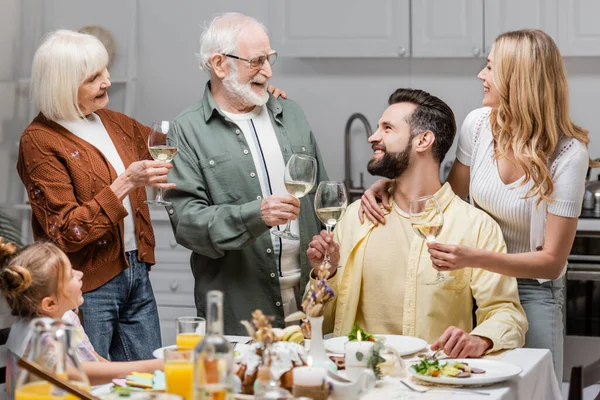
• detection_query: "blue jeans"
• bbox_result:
[80,250,161,361]
[518,277,564,382]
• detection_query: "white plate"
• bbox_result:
[408,358,523,386]
[153,342,250,361]
[324,335,427,356]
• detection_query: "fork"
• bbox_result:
[400,380,490,396]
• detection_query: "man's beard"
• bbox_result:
[223,62,269,107]
[367,143,411,179]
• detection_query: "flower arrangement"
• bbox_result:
[241,309,276,350]
[301,265,336,318]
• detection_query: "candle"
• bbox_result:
[293,356,328,387]
[344,340,374,367]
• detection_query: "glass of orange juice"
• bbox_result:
[176,316,205,349]
[164,347,194,400]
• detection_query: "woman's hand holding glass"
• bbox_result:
[409,196,454,285]
[272,154,317,240]
[146,121,179,206]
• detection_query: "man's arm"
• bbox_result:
[468,217,528,352]
[165,138,270,259]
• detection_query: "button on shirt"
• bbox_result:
[222,106,301,304]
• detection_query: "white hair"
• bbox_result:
[30,29,109,121]
[198,12,268,73]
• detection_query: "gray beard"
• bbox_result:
[222,66,269,107]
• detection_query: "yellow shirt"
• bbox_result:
[356,202,413,334]
[317,183,527,353]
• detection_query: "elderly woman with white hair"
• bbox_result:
[16,29,173,361]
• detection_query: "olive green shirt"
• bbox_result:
[165,83,328,334]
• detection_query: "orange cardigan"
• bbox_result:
[17,109,156,292]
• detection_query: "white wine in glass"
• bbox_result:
[409,195,454,285]
[146,120,178,206]
[314,181,348,269]
[272,154,317,240]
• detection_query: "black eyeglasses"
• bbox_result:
[221,51,278,69]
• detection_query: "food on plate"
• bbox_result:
[347,323,375,342]
[411,359,486,378]
[115,370,166,391]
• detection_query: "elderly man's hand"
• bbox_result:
[431,326,492,358]
[307,230,340,275]
[260,195,300,227]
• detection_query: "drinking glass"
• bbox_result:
[314,181,348,269]
[176,316,206,349]
[146,120,179,206]
[164,347,193,400]
[272,154,317,240]
[409,195,454,285]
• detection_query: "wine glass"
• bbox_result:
[409,195,455,285]
[146,120,178,206]
[272,154,317,240]
[314,181,348,269]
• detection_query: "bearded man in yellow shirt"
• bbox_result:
[307,88,527,358]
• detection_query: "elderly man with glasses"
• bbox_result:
[165,12,328,334]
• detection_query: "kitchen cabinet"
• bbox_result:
[268,0,410,57]
[484,0,558,54]
[558,0,600,56]
[411,0,484,58]
[268,0,600,58]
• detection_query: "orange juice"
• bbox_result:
[15,382,83,400]
[165,360,194,400]
[176,332,203,349]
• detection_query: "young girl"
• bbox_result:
[0,237,163,393]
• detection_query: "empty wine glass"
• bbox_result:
[314,181,348,269]
[409,195,454,285]
[146,121,178,206]
[272,154,317,240]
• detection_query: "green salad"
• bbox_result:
[412,359,485,378]
[347,323,375,342]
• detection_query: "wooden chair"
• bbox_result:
[568,357,600,400]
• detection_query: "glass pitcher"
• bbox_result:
[15,319,90,400]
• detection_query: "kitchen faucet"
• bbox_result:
[344,113,373,202]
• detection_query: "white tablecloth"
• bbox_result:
[361,348,562,400]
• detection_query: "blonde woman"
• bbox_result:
[361,29,596,380]
[17,30,173,361]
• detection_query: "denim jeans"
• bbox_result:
[518,277,565,382]
[80,250,161,361]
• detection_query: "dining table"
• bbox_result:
[360,347,562,399]
[92,337,562,400]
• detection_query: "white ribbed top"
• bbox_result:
[456,108,589,255]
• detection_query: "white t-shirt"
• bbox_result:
[57,113,137,252]
[456,107,588,255]
[222,106,301,309]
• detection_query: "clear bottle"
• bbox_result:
[253,365,293,400]
[194,290,234,400]
[14,319,90,400]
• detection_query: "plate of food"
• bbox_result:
[408,358,522,385]
[324,325,427,356]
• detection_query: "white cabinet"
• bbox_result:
[411,0,484,58]
[484,0,558,54]
[268,0,410,57]
[149,211,195,345]
[558,0,600,56]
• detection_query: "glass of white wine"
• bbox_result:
[314,181,348,269]
[146,120,178,206]
[272,154,317,240]
[409,195,454,285]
